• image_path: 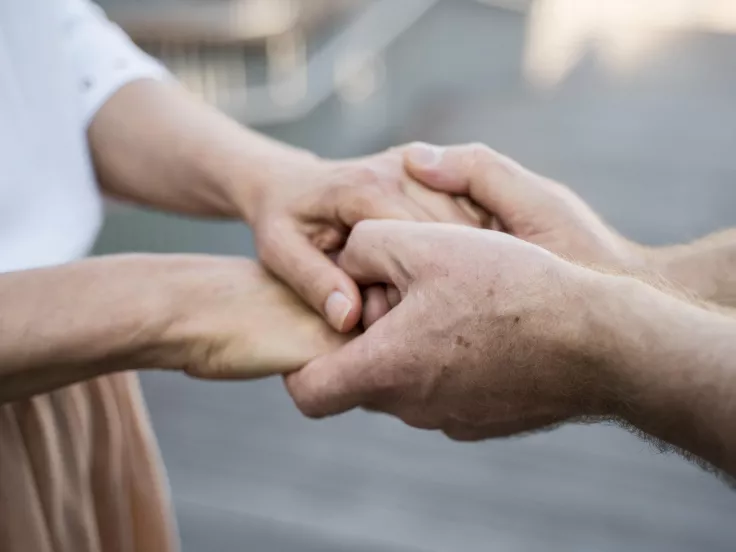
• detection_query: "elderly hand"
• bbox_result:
[403,143,646,272]
[285,220,612,440]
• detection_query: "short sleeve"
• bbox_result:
[61,0,170,126]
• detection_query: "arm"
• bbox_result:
[88,78,320,221]
[0,255,349,404]
[649,229,736,308]
[403,143,736,308]
[591,274,736,475]
[285,221,736,478]
[62,0,311,219]
[0,256,173,402]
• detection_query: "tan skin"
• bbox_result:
[286,144,736,477]
[402,142,736,308]
[286,220,736,476]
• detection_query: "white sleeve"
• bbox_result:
[62,0,170,126]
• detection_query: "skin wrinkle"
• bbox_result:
[282,143,736,476]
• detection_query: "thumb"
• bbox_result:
[403,142,533,217]
[256,219,361,333]
[284,318,394,418]
[285,221,427,417]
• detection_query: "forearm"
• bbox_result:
[0,255,178,403]
[88,78,320,221]
[648,229,736,308]
[590,274,736,474]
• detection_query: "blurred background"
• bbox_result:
[92,0,736,550]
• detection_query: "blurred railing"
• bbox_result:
[101,0,440,125]
[104,0,357,44]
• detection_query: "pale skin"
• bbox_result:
[0,79,475,404]
[286,143,736,477]
[89,79,477,330]
[0,255,352,404]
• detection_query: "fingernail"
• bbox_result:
[407,144,443,167]
[325,291,353,331]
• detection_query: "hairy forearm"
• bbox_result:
[88,79,319,222]
[647,229,736,308]
[590,274,736,475]
[0,255,177,403]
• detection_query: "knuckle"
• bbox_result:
[351,165,382,187]
[181,339,227,380]
[343,220,395,261]
[350,219,380,240]
[405,140,429,150]
[343,189,386,222]
[311,226,344,253]
[466,142,502,170]
[466,141,491,155]
[355,185,385,207]
[287,381,328,419]
[461,142,492,165]
[469,144,521,180]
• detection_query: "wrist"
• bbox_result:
[131,255,243,372]
[240,150,324,225]
[98,255,191,371]
[24,255,188,373]
[580,273,671,417]
[555,269,627,417]
[199,127,324,225]
[512,267,627,419]
[89,254,238,373]
[146,255,276,376]
[587,271,736,468]
[584,271,730,417]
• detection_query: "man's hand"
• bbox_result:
[286,220,736,475]
[402,143,644,271]
[403,142,736,308]
[285,221,603,439]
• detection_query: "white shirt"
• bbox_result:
[0,0,166,272]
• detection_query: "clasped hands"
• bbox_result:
[178,142,653,441]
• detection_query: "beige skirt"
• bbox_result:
[0,372,178,552]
